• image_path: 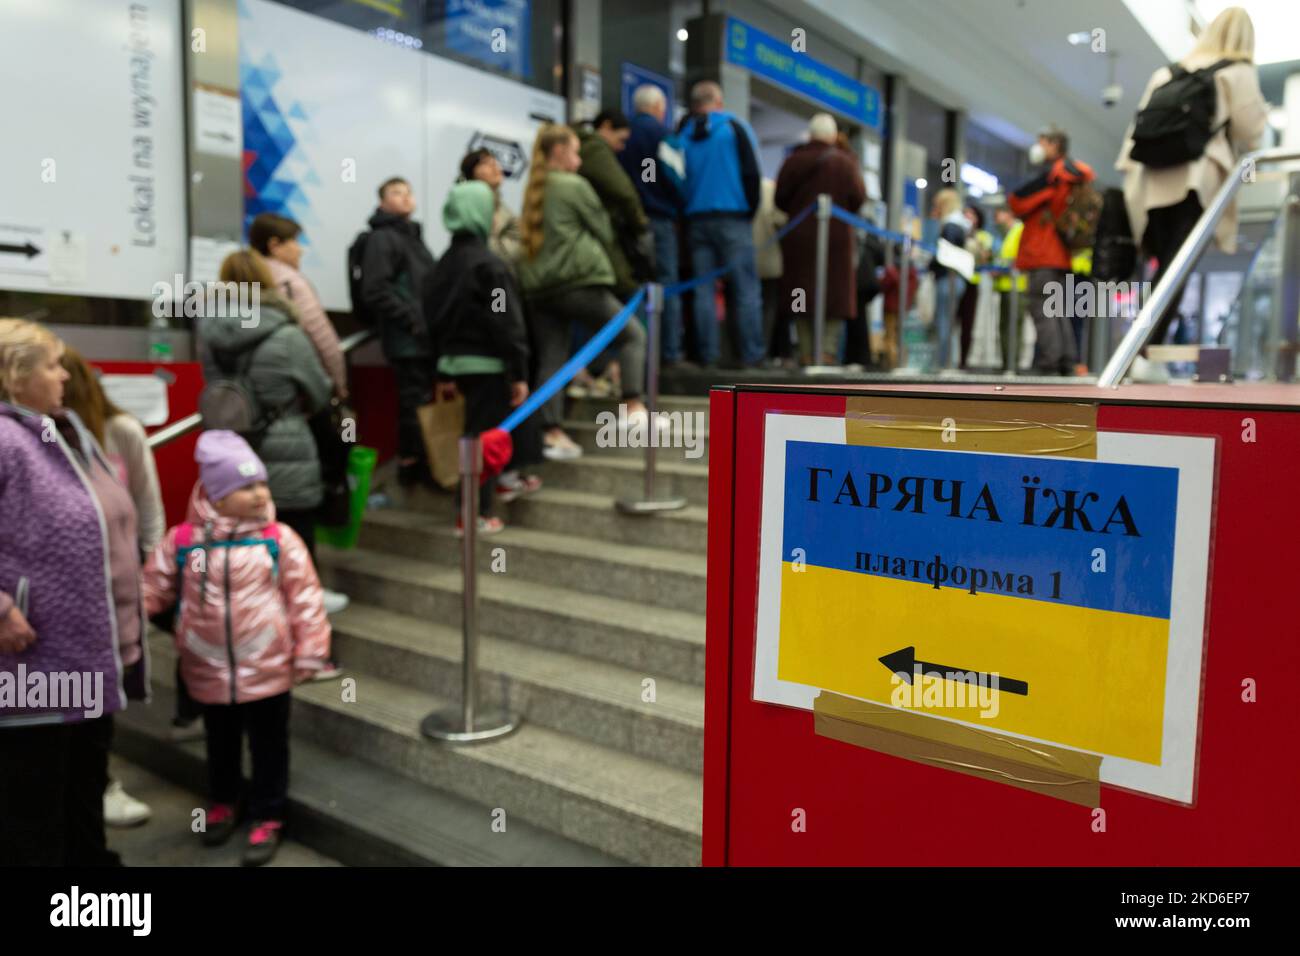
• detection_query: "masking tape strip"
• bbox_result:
[814,691,1101,807]
[844,396,1097,458]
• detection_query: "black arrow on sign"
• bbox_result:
[878,645,1029,696]
[0,241,41,258]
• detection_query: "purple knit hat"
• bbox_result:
[196,430,268,502]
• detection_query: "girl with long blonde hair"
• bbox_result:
[515,124,651,459]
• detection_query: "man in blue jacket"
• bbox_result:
[679,81,764,368]
[619,84,688,366]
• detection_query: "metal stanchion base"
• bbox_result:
[420,708,521,744]
[615,496,688,515]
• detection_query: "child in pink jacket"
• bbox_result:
[142,430,330,866]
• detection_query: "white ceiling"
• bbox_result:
[801,0,1183,175]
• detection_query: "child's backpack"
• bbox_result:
[152,522,283,632]
[197,328,290,446]
[1129,59,1234,169]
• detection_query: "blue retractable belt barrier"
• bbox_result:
[498,285,647,434]
[828,204,938,255]
[498,198,942,434]
[662,201,816,297]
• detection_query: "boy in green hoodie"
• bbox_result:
[422,181,539,534]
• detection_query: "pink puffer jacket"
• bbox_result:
[141,483,330,705]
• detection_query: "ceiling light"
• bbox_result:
[677,28,689,42]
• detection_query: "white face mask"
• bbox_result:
[1028,142,1047,165]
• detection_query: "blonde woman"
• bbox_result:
[930,187,970,371]
[516,124,649,460]
[61,347,166,553]
[0,318,147,864]
[1116,5,1268,345]
[205,251,351,654]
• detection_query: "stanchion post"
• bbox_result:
[617,283,686,515]
[812,194,831,365]
[420,436,520,742]
[644,282,661,501]
[898,214,912,368]
[1005,268,1021,374]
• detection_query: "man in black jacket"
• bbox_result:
[360,176,437,486]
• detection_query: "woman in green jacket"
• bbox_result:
[517,124,649,460]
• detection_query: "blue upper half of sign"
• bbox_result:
[724,17,881,131]
[445,0,531,80]
[781,441,1179,618]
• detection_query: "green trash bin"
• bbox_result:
[316,445,378,550]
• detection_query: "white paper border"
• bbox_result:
[752,413,1215,804]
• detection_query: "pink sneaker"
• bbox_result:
[201,802,238,847]
[243,820,284,867]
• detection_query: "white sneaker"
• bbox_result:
[621,409,671,441]
[104,779,151,828]
[322,589,350,615]
[542,432,583,460]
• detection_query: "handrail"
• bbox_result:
[1098,147,1300,388]
[146,327,375,449]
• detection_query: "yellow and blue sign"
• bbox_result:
[776,440,1180,764]
[724,17,882,131]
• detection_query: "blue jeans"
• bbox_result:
[687,216,764,365]
[933,271,967,370]
[649,216,684,362]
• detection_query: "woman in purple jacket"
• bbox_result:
[0,318,148,866]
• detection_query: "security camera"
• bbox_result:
[1102,83,1124,108]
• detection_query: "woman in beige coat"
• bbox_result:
[1115,6,1268,344]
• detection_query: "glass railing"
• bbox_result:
[1099,148,1300,387]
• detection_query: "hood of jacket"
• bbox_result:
[1052,156,1095,185]
[686,108,739,141]
[199,299,291,356]
[368,208,423,237]
[185,480,278,536]
[443,181,495,239]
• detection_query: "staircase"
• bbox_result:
[310,394,709,865]
[116,394,713,866]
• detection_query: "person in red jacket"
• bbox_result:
[1008,126,1095,375]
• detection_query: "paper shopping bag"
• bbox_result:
[417,394,465,490]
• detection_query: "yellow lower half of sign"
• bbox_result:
[777,563,1169,764]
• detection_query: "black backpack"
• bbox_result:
[1091,187,1138,281]
[347,231,377,326]
[1129,59,1234,169]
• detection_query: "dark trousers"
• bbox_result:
[0,716,121,866]
[843,311,871,367]
[203,691,291,822]
[1142,192,1203,346]
[1027,268,1076,374]
[393,357,435,465]
[454,373,515,518]
[957,280,980,368]
[278,507,317,561]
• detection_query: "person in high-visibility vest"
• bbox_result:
[993,206,1026,368]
